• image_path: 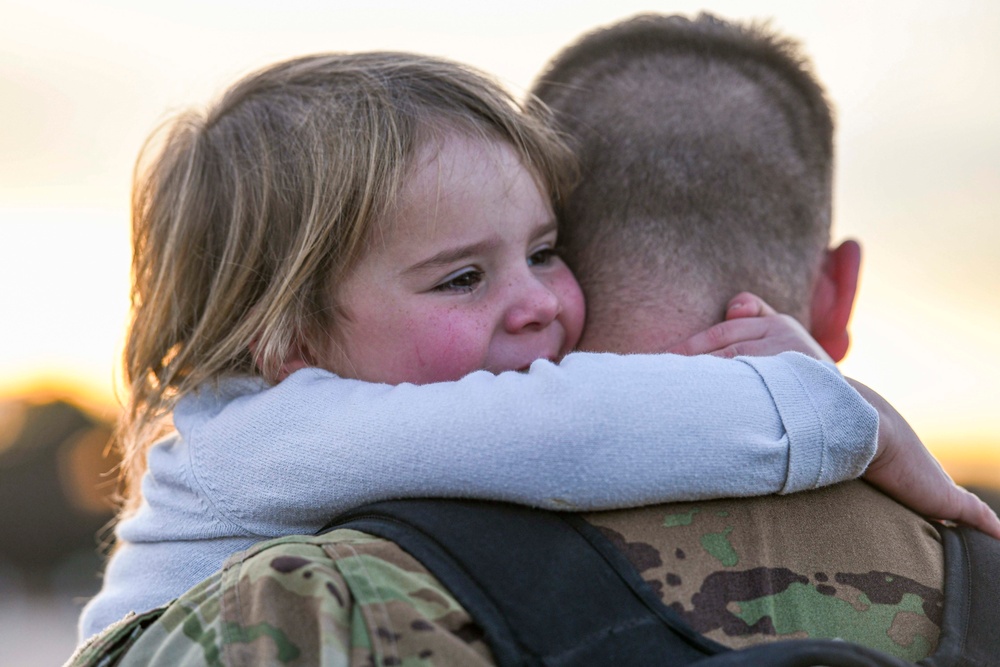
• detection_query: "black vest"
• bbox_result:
[324,499,1000,667]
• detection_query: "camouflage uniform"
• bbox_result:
[587,480,944,662]
[67,480,943,666]
[67,529,494,667]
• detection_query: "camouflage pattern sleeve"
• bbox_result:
[65,529,495,667]
[585,480,945,662]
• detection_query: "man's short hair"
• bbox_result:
[531,13,835,325]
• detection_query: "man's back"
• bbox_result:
[589,481,943,660]
[70,482,945,665]
[530,13,950,662]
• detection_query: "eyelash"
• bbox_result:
[432,245,561,293]
[528,246,557,267]
[434,269,483,293]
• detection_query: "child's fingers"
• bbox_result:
[950,487,1000,540]
[668,318,769,356]
[726,292,778,320]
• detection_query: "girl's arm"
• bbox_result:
[668,291,1000,539]
[168,351,877,536]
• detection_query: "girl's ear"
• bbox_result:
[273,346,310,382]
[809,240,862,363]
[249,336,310,382]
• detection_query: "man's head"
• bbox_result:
[531,13,860,359]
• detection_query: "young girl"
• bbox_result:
[78,52,989,642]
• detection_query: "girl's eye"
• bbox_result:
[434,269,483,293]
[528,247,557,267]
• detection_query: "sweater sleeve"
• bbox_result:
[173,351,878,536]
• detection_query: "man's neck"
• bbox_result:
[579,302,719,355]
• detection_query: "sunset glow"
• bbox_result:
[2,0,998,483]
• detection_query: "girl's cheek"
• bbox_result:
[406,315,489,384]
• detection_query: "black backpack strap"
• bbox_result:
[922,525,1000,667]
[323,499,725,666]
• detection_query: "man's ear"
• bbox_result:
[809,240,862,362]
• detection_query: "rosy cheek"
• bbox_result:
[405,312,489,383]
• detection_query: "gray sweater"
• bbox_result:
[79,351,878,641]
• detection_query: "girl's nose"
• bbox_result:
[504,276,561,333]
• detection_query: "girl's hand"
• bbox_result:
[848,379,1000,540]
[668,292,832,362]
[670,292,1000,539]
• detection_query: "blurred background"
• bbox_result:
[2,1,998,664]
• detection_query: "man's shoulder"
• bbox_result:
[67,529,494,667]
[585,480,945,661]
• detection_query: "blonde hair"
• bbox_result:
[120,52,576,516]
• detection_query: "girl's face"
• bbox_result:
[322,133,585,385]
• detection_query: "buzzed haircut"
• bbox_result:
[531,13,835,325]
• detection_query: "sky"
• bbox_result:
[1,0,998,479]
